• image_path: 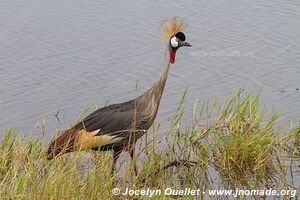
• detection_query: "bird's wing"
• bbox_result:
[74,99,141,137]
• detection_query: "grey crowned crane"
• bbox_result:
[47,18,192,174]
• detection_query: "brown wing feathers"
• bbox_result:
[47,127,124,160]
[47,128,78,160]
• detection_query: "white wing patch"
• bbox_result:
[75,129,123,150]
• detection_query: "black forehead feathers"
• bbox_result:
[175,32,186,41]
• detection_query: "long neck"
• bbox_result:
[139,46,171,119]
[152,46,171,100]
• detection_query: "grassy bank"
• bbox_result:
[0,92,299,199]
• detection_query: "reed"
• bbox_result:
[0,91,298,199]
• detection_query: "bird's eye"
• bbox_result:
[170,37,178,48]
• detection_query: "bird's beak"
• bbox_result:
[179,41,192,47]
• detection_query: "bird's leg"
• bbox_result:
[129,147,138,176]
[111,149,121,175]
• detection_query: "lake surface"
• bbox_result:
[0,0,299,138]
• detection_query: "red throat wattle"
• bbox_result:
[170,51,176,64]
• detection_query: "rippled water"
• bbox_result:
[0,0,299,137]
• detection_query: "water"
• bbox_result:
[0,0,299,137]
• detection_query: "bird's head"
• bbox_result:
[169,32,192,64]
[161,17,192,64]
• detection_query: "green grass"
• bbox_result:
[0,91,299,199]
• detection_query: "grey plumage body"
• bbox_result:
[73,50,171,151]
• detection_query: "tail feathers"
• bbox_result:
[47,128,79,160]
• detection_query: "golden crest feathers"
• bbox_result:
[160,17,187,41]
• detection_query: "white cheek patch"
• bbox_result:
[170,37,178,48]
